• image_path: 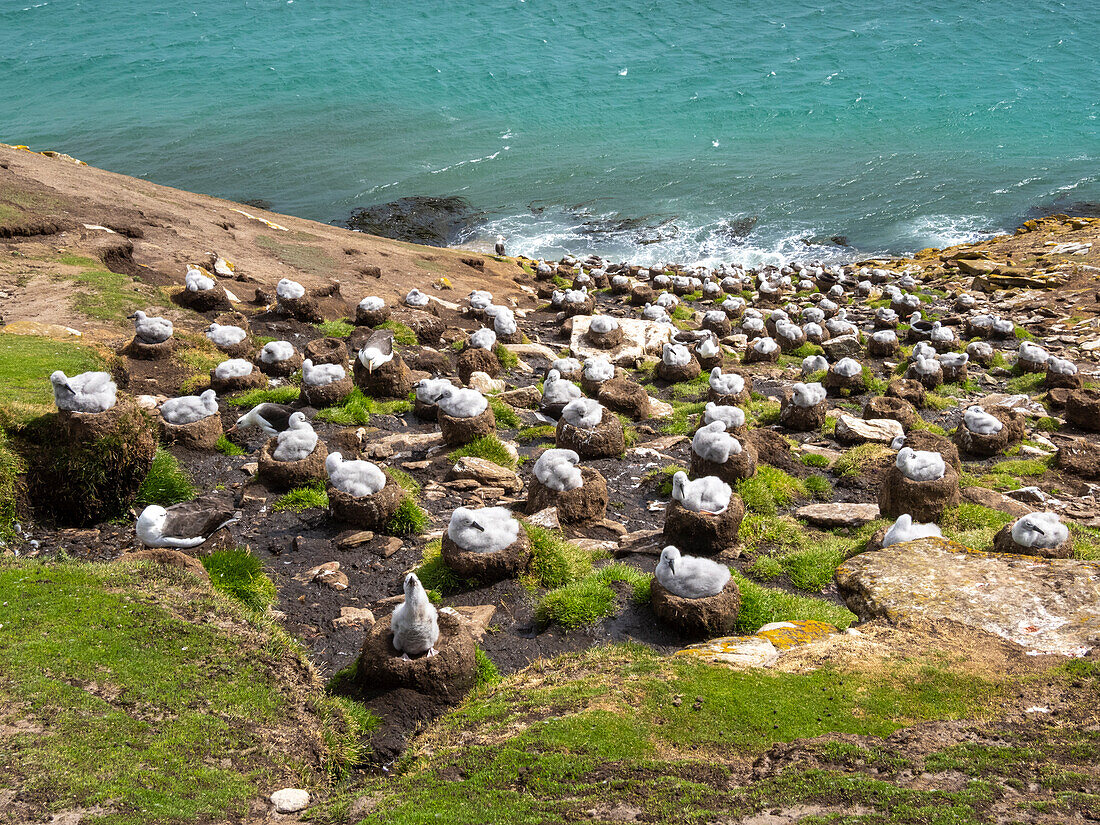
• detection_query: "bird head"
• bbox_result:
[49,370,69,388]
[671,471,688,502]
[659,545,681,575]
[287,411,307,428]
[325,452,343,475]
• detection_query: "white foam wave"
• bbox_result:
[894,215,1002,250]
[429,148,509,176]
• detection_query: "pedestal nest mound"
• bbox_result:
[1065,388,1100,432]
[301,375,354,408]
[886,378,925,408]
[525,466,608,524]
[779,395,827,431]
[160,412,223,451]
[991,523,1074,560]
[903,429,961,471]
[690,442,758,484]
[327,470,405,531]
[953,408,1026,457]
[174,284,231,313]
[555,415,625,459]
[121,548,210,579]
[585,324,623,350]
[878,462,961,522]
[353,354,413,399]
[356,611,476,701]
[122,336,175,361]
[438,406,495,447]
[257,438,328,490]
[650,577,740,638]
[441,527,532,584]
[304,337,347,365]
[276,293,323,323]
[22,400,157,527]
[457,347,500,384]
[656,357,701,384]
[662,496,745,556]
[256,350,302,378]
[209,367,266,394]
[596,378,650,420]
[863,396,918,430]
[355,305,390,327]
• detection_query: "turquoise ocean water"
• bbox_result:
[2,0,1097,265]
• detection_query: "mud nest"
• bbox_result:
[327,472,405,531]
[991,523,1073,560]
[438,406,496,447]
[555,414,625,459]
[159,412,223,451]
[878,463,961,522]
[525,467,608,524]
[441,528,532,585]
[355,611,476,701]
[662,496,745,556]
[690,442,758,485]
[353,354,413,399]
[650,576,740,638]
[257,438,328,490]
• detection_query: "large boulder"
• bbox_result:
[835,537,1100,656]
[569,315,674,367]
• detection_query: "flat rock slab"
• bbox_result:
[835,537,1100,657]
[795,503,880,528]
[675,620,839,666]
[835,414,903,445]
[569,315,673,366]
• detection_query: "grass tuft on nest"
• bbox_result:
[494,344,519,370]
[833,443,892,478]
[374,320,417,346]
[0,430,24,539]
[136,448,197,506]
[315,388,412,426]
[523,523,596,590]
[448,435,517,470]
[735,466,807,515]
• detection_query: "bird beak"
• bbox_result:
[668,558,675,575]
[471,521,485,532]
[1033,526,1046,536]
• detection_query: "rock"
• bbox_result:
[303,561,349,591]
[976,393,1047,418]
[615,528,664,556]
[836,537,1100,656]
[526,507,560,530]
[821,334,862,360]
[674,635,779,668]
[344,195,475,246]
[835,414,904,445]
[336,530,376,549]
[795,503,880,528]
[754,620,838,650]
[121,549,209,580]
[569,315,674,367]
[503,342,560,363]
[501,385,540,409]
[270,788,310,813]
[332,607,375,629]
[467,371,505,394]
[961,486,1034,518]
[448,604,496,641]
[447,456,522,492]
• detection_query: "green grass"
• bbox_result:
[272,480,328,512]
[991,457,1050,477]
[735,466,807,515]
[1006,371,1045,395]
[643,464,681,496]
[535,563,652,629]
[224,386,300,408]
[834,443,892,477]
[523,523,596,590]
[415,539,465,594]
[202,546,277,613]
[1014,326,1038,342]
[494,344,519,370]
[448,435,517,470]
[375,320,418,346]
[923,392,957,411]
[1069,523,1100,561]
[215,435,247,457]
[0,332,106,427]
[135,448,197,506]
[804,473,832,500]
[747,396,781,426]
[474,647,501,688]
[313,318,354,338]
[386,496,429,536]
[800,452,830,468]
[314,388,412,425]
[659,400,706,436]
[939,504,1014,552]
[489,397,520,428]
[0,429,24,539]
[0,558,363,825]
[517,424,556,442]
[68,267,167,324]
[733,570,855,631]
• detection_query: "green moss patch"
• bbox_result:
[447,435,516,470]
[535,563,652,629]
[224,386,300,408]
[0,332,106,427]
[272,480,328,512]
[136,448,197,506]
[314,318,354,338]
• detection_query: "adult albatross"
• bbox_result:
[136,493,239,549]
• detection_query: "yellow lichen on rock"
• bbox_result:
[755,619,839,650]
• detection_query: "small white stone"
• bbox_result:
[270,788,310,813]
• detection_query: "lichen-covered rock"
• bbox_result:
[662,495,745,556]
[650,577,740,638]
[835,537,1100,656]
[441,529,532,584]
[877,462,961,522]
[525,466,608,524]
[355,611,476,700]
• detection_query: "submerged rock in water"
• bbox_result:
[836,537,1100,657]
[344,195,477,246]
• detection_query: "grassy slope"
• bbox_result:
[0,558,365,825]
[307,644,1100,825]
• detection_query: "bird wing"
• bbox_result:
[363,329,394,356]
[162,494,238,540]
[255,404,297,432]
